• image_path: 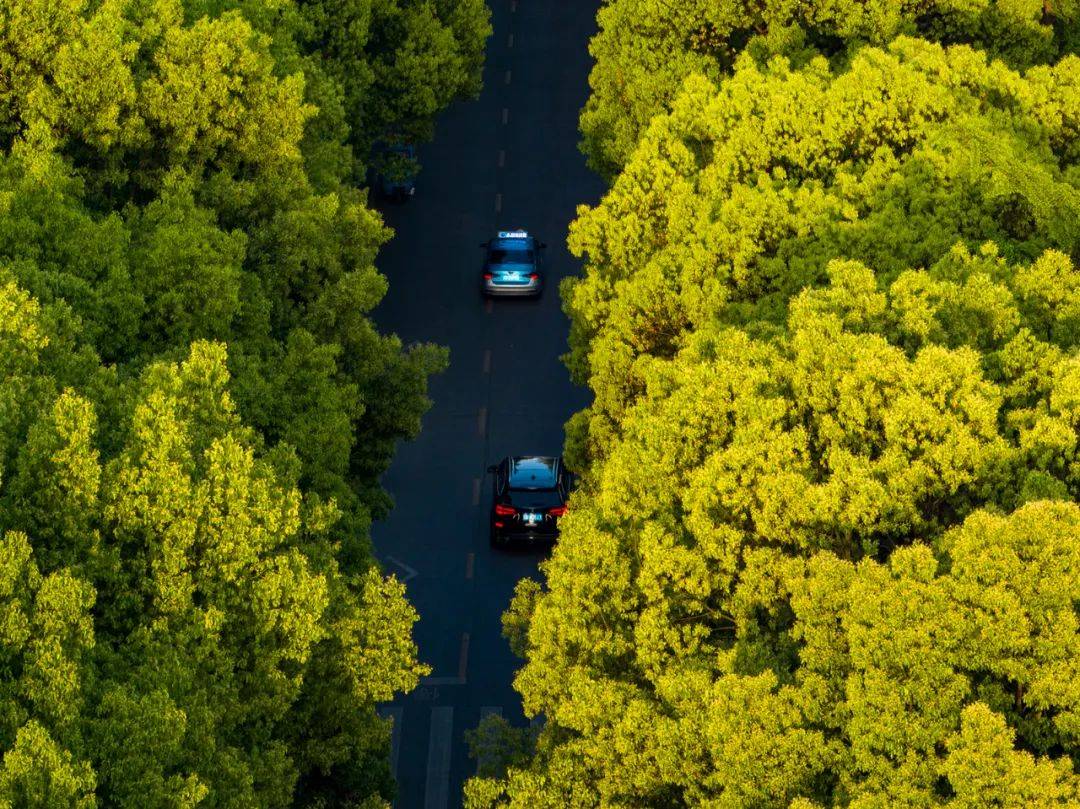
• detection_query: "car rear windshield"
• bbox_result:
[490,245,534,263]
[508,488,562,508]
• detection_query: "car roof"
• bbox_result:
[491,237,534,249]
[508,456,559,488]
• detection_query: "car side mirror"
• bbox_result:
[486,465,498,474]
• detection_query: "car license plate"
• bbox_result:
[524,512,540,525]
[505,271,520,280]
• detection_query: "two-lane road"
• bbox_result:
[372,1,604,806]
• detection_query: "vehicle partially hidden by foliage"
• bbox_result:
[371,142,420,202]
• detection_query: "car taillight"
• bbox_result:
[529,272,539,280]
[483,272,493,280]
[548,505,567,517]
[494,503,516,516]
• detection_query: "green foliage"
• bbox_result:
[581,0,1080,175]
[476,21,1080,809]
[0,0,487,802]
[0,288,427,806]
[566,42,1080,443]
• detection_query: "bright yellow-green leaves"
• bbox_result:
[580,0,1080,176]
[479,8,1080,806]
[0,0,487,799]
[0,287,427,805]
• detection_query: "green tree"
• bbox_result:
[473,39,1080,806]
[580,0,1080,176]
[0,278,428,806]
[565,42,1080,456]
[0,0,489,799]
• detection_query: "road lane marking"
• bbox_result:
[466,552,475,579]
[510,0,517,11]
[424,707,454,809]
[504,70,512,85]
[378,706,403,780]
[458,633,471,680]
[498,149,505,168]
[495,193,502,213]
[483,348,491,373]
[507,33,514,47]
[385,556,418,582]
[472,476,481,506]
[478,406,487,437]
[502,108,509,125]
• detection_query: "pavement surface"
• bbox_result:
[370,1,605,807]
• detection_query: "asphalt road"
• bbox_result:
[371,2,604,807]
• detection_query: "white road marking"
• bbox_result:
[472,476,481,505]
[424,707,454,809]
[498,149,505,168]
[379,706,403,780]
[507,33,514,47]
[458,633,471,680]
[419,633,471,687]
[495,193,502,213]
[510,0,517,11]
[504,70,512,85]
[483,348,492,373]
[478,406,487,437]
[502,108,509,125]
[385,556,418,582]
[466,552,475,579]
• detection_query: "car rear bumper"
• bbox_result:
[482,279,542,297]
[492,524,558,544]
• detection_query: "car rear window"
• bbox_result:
[490,247,534,264]
[508,488,563,508]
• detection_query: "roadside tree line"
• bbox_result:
[468,3,1080,806]
[0,0,489,805]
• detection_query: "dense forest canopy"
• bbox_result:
[467,4,1080,808]
[0,0,489,805]
[580,0,1080,177]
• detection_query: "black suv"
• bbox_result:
[487,456,571,546]
[371,142,417,202]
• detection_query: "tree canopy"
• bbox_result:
[580,0,1080,177]
[467,25,1080,809]
[0,0,491,803]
